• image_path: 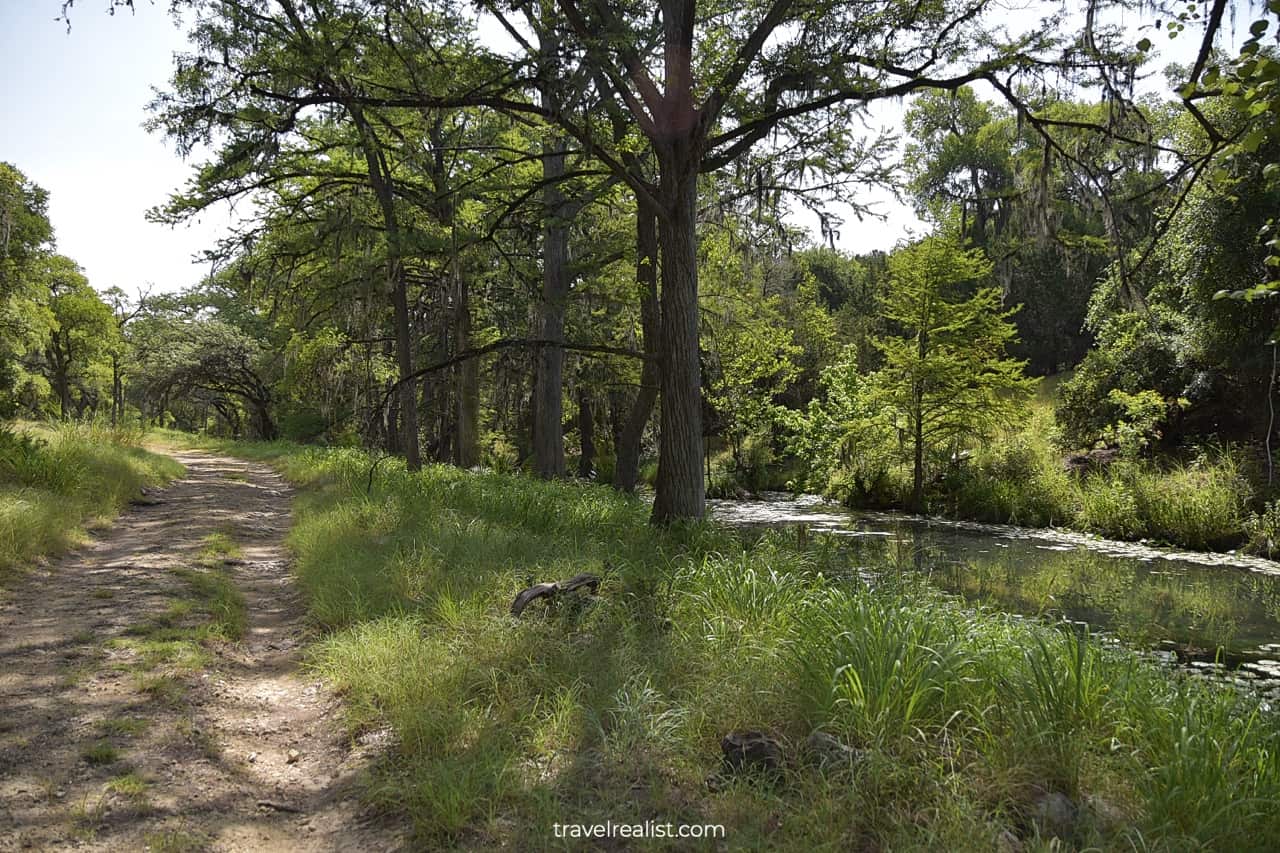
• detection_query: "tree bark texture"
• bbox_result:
[614,203,661,493]
[650,158,705,523]
[533,136,570,478]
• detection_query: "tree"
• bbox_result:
[39,256,115,420]
[700,225,800,479]
[490,0,1141,522]
[0,163,56,413]
[0,163,53,297]
[870,236,1031,512]
[133,307,279,439]
[148,0,504,469]
[904,88,1016,250]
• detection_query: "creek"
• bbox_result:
[710,493,1280,697]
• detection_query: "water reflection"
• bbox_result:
[709,494,1280,686]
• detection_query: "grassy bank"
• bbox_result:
[812,383,1267,554]
[0,422,184,580]
[188,436,1280,851]
[946,401,1257,551]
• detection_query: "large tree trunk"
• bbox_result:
[650,159,705,523]
[614,204,661,493]
[454,264,479,468]
[251,399,277,441]
[388,259,420,469]
[533,137,570,478]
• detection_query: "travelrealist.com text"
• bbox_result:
[552,821,726,840]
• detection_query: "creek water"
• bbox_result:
[709,493,1280,693]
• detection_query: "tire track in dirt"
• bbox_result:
[0,449,404,852]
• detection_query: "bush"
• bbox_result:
[279,408,330,443]
[1134,456,1250,550]
[1075,453,1250,549]
[1245,499,1280,556]
[1055,312,1182,449]
[949,432,1075,527]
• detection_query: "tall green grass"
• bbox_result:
[193,438,1280,850]
[0,422,184,578]
[929,390,1255,551]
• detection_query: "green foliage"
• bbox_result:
[701,228,802,471]
[824,379,1254,550]
[1056,312,1183,449]
[0,163,56,415]
[858,236,1032,509]
[1076,454,1251,550]
[39,255,117,419]
[787,347,902,505]
[999,629,1110,796]
[1245,499,1280,557]
[795,594,975,745]
[1101,389,1178,456]
[947,406,1076,528]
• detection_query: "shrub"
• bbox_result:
[1055,312,1182,449]
[1245,499,1280,556]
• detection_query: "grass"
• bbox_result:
[80,740,121,766]
[905,383,1256,552]
[135,673,187,706]
[0,421,184,581]
[106,530,247,680]
[178,434,1280,851]
[142,827,211,853]
[96,717,149,738]
[104,770,150,805]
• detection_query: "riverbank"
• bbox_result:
[776,386,1276,556]
[0,422,184,581]
[164,433,1280,851]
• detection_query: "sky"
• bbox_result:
[0,2,230,298]
[0,2,1217,299]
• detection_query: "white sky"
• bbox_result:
[0,2,1217,298]
[0,2,231,298]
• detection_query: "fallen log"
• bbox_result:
[510,573,601,616]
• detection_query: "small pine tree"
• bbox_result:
[870,235,1033,512]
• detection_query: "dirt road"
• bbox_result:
[0,449,403,852]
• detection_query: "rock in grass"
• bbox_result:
[286,749,300,764]
[804,730,861,768]
[1030,791,1078,842]
[720,730,783,774]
